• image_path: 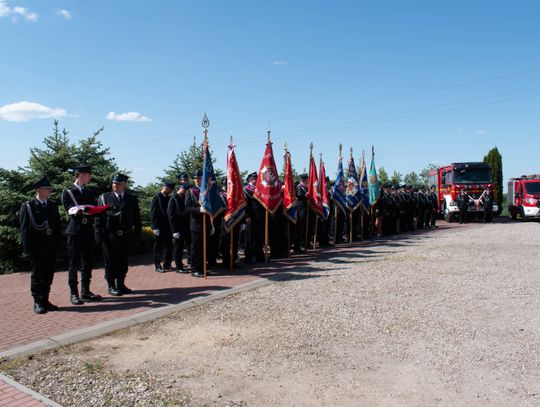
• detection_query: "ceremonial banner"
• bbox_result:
[307,155,324,217]
[319,157,330,219]
[368,147,380,206]
[283,150,298,223]
[224,143,246,232]
[345,153,362,211]
[359,154,370,212]
[254,140,282,213]
[331,154,347,214]
[200,142,225,221]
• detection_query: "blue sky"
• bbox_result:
[1,0,539,188]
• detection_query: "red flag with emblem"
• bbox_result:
[307,155,324,217]
[224,142,247,232]
[254,140,282,213]
[283,150,297,223]
[319,156,330,219]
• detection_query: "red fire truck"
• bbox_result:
[507,175,540,220]
[428,162,497,222]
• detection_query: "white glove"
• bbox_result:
[153,229,160,236]
[199,207,205,213]
[173,232,180,239]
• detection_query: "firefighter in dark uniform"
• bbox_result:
[457,189,469,224]
[95,174,142,296]
[483,187,494,223]
[62,165,102,305]
[168,181,190,273]
[185,170,205,277]
[244,172,265,262]
[429,185,438,228]
[295,174,310,251]
[150,180,174,272]
[20,177,62,314]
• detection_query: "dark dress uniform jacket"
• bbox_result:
[95,192,142,242]
[185,186,204,232]
[168,192,188,236]
[62,185,97,235]
[20,199,62,254]
[150,193,172,234]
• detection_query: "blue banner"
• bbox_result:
[200,144,225,220]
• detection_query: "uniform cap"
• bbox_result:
[112,173,129,183]
[33,177,52,189]
[163,180,175,189]
[71,165,92,174]
[178,172,189,180]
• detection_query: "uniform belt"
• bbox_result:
[111,230,129,237]
[81,216,90,224]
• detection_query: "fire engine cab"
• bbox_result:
[428,162,498,222]
[507,175,540,220]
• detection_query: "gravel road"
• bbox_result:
[2,222,539,406]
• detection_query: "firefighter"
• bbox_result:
[457,189,469,224]
[483,187,494,223]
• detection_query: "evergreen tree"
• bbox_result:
[483,147,503,215]
[404,171,421,188]
[378,167,389,185]
[390,171,403,186]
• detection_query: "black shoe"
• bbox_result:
[191,271,203,278]
[44,301,59,311]
[108,286,122,296]
[70,294,84,305]
[155,267,166,273]
[81,290,102,301]
[33,302,47,314]
[117,284,132,294]
[176,268,189,274]
[163,264,172,271]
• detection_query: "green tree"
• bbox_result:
[483,147,503,215]
[378,167,389,185]
[390,171,402,186]
[163,138,224,183]
[404,171,421,188]
[419,164,438,188]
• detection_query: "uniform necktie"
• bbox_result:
[118,194,123,205]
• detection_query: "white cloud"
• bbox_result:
[106,111,152,122]
[272,60,288,65]
[57,9,71,20]
[0,101,67,122]
[476,129,488,135]
[0,1,38,22]
[457,127,464,132]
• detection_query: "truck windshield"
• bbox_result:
[453,168,492,184]
[525,182,540,195]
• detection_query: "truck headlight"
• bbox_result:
[525,197,537,205]
[449,201,457,206]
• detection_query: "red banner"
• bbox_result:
[254,141,282,213]
[319,157,330,219]
[283,150,297,223]
[224,144,247,232]
[307,155,324,217]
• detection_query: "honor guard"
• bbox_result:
[483,187,494,223]
[20,177,62,314]
[295,174,309,251]
[62,165,102,305]
[457,189,469,224]
[243,172,265,262]
[95,174,142,296]
[185,169,205,277]
[150,180,175,273]
[168,179,190,273]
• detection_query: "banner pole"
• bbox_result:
[349,211,353,244]
[333,206,338,246]
[230,229,234,271]
[203,214,207,279]
[313,215,318,250]
[265,209,269,262]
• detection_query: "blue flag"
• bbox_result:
[345,155,362,211]
[368,149,380,206]
[331,156,347,214]
[200,143,225,221]
[359,155,370,211]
